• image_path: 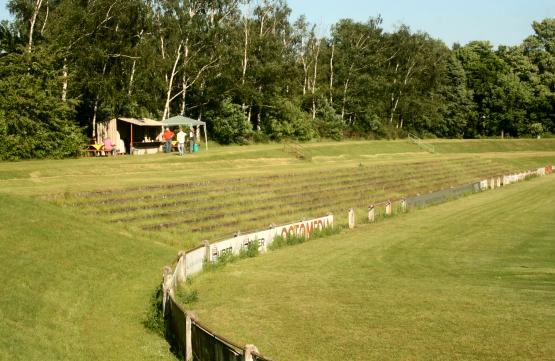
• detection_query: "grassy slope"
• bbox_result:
[0,139,553,360]
[0,193,177,361]
[1,139,554,197]
[187,175,555,361]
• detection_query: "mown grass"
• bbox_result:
[0,193,177,361]
[184,175,555,361]
[0,139,553,361]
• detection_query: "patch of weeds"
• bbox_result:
[268,235,287,250]
[239,240,260,259]
[203,250,238,272]
[269,233,306,251]
[176,285,199,305]
[311,225,342,239]
[143,284,165,336]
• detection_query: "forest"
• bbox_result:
[0,0,554,160]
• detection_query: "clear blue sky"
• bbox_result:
[1,0,553,47]
[287,0,554,47]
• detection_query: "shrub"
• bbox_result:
[206,98,253,145]
[314,103,344,140]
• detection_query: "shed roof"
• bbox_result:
[117,117,162,126]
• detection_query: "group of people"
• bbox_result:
[161,127,196,156]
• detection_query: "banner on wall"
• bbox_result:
[209,214,334,263]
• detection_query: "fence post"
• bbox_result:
[348,208,355,229]
[385,201,392,216]
[244,344,260,361]
[203,240,210,263]
[185,313,193,361]
[175,251,187,285]
[162,266,173,316]
[368,205,375,222]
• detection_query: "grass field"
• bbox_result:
[185,174,555,361]
[0,138,554,360]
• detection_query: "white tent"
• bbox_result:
[161,115,208,150]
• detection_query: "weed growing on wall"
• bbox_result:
[203,251,238,272]
[239,240,261,258]
[311,225,342,239]
[269,233,306,251]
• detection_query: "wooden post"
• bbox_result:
[368,205,375,222]
[185,313,193,361]
[130,124,134,154]
[348,208,355,229]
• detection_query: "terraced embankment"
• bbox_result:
[56,154,551,248]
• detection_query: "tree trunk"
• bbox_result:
[311,39,320,120]
[341,65,354,121]
[180,39,190,115]
[40,0,49,36]
[301,37,307,95]
[92,95,99,139]
[128,59,136,96]
[27,0,44,52]
[62,58,68,102]
[162,42,183,120]
[329,41,334,105]
[241,16,249,85]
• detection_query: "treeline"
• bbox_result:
[0,0,554,159]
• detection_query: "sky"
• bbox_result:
[1,0,553,47]
[287,0,554,47]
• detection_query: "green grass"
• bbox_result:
[0,193,177,361]
[184,175,555,361]
[3,140,547,249]
[0,139,553,361]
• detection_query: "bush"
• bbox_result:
[262,98,316,141]
[314,104,344,140]
[206,98,253,145]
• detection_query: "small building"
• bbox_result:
[96,117,163,155]
[97,116,208,155]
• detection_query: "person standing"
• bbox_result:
[176,127,186,156]
[188,127,195,153]
[163,127,174,153]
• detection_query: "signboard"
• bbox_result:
[208,214,334,263]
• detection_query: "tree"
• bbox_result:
[205,98,253,144]
[0,48,85,160]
